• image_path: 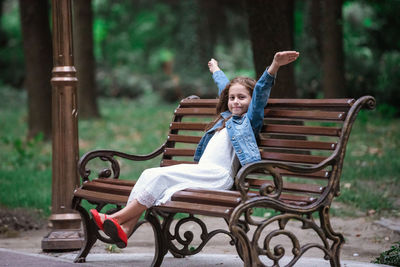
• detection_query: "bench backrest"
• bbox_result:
[161,96,375,206]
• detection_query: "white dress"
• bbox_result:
[127,128,240,208]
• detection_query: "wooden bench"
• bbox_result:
[72,95,375,267]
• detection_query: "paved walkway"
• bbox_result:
[0,216,397,266]
[0,248,392,267]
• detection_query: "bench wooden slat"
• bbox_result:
[74,189,128,205]
[262,124,341,137]
[246,179,324,194]
[279,194,317,206]
[164,148,195,157]
[82,181,132,196]
[266,98,355,108]
[183,188,257,197]
[260,151,327,164]
[180,98,218,107]
[168,134,201,144]
[251,169,330,180]
[275,168,330,179]
[175,107,217,116]
[180,187,317,206]
[93,178,136,186]
[170,122,207,131]
[161,159,196,167]
[171,191,241,207]
[155,201,233,218]
[264,109,346,121]
[259,138,336,151]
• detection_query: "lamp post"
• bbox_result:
[42,0,83,250]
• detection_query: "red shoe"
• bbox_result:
[90,209,106,230]
[103,218,128,248]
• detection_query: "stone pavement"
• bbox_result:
[0,248,392,267]
[0,216,397,266]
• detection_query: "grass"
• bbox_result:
[338,108,400,216]
[0,87,399,218]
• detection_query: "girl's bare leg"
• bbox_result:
[96,199,147,231]
[109,199,147,225]
[120,215,141,237]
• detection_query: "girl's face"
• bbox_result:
[228,83,251,116]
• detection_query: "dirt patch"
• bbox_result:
[0,206,46,238]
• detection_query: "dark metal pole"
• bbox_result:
[42,0,83,251]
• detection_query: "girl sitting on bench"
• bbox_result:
[90,51,299,248]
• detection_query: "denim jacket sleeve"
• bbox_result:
[246,68,275,134]
[212,70,230,96]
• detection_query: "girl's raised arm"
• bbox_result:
[208,58,229,96]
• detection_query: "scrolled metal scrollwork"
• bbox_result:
[230,200,336,266]
[235,163,283,202]
[77,145,165,182]
[163,214,235,257]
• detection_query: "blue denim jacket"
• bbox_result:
[194,68,275,166]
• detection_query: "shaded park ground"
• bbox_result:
[1,88,399,265]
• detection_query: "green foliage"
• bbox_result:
[1,0,400,108]
[0,1,24,87]
[91,0,252,100]
[373,241,400,266]
[294,1,400,110]
[1,133,44,168]
[376,51,400,112]
[343,2,400,110]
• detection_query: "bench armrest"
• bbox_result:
[234,157,336,202]
[78,143,166,183]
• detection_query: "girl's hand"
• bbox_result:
[208,58,221,74]
[273,51,300,67]
[268,51,299,76]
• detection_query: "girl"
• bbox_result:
[90,51,300,248]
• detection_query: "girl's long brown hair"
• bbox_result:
[205,76,257,132]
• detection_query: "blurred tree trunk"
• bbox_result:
[309,0,322,57]
[73,0,99,118]
[0,0,7,70]
[245,0,296,98]
[0,0,6,47]
[176,0,201,75]
[197,0,220,61]
[19,0,52,140]
[321,0,346,98]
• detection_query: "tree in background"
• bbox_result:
[73,0,99,118]
[19,0,52,139]
[245,0,296,98]
[321,0,346,98]
[0,0,7,73]
[295,0,323,98]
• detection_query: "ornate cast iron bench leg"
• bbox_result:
[320,206,344,267]
[73,204,98,263]
[145,210,167,267]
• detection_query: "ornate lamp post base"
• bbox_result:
[42,213,83,251]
